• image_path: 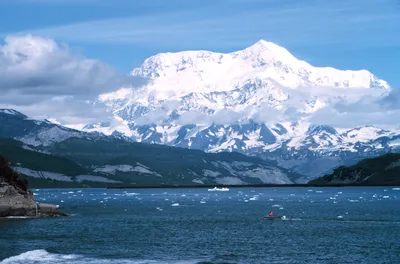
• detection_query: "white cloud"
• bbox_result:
[135,107,170,125]
[176,111,211,125]
[308,88,400,129]
[0,34,147,124]
[0,34,145,100]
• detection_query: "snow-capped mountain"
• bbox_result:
[79,40,399,179]
[97,40,389,126]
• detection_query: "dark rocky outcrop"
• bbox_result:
[0,155,67,217]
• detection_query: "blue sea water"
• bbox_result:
[0,187,399,264]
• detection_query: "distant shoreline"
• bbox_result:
[106,183,400,189]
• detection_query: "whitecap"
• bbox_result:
[0,249,204,264]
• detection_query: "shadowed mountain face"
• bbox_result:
[309,153,400,185]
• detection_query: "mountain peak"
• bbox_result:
[248,39,286,52]
[0,109,27,118]
[240,39,297,62]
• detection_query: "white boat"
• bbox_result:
[207,187,229,192]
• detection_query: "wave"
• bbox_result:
[0,250,206,264]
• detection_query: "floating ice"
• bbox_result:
[124,192,139,196]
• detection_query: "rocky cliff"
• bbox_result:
[0,155,65,217]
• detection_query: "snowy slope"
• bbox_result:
[98,40,389,127]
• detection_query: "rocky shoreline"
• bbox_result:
[0,156,67,218]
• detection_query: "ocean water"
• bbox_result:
[0,187,399,264]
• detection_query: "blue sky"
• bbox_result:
[0,0,399,87]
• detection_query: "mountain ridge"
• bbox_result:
[0,110,304,187]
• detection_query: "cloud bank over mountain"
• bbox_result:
[0,34,147,124]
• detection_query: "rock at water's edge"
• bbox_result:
[0,156,67,218]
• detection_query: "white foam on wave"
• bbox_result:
[0,249,204,264]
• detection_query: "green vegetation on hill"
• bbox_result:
[309,153,400,185]
[47,137,303,185]
[0,136,304,187]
